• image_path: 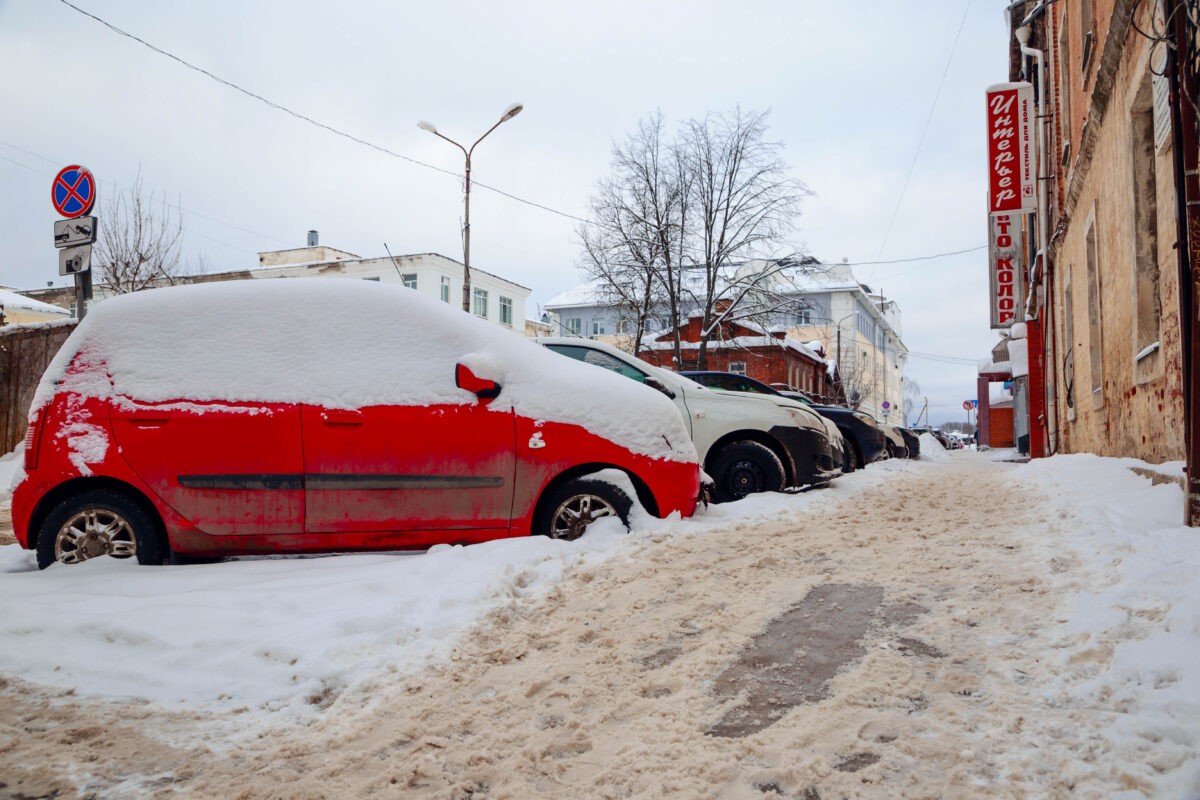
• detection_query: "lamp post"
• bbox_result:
[418,103,523,313]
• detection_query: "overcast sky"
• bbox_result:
[0,1,1011,425]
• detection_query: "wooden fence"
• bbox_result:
[0,321,77,455]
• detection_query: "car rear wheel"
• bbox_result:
[536,479,633,541]
[36,489,167,570]
[711,441,786,503]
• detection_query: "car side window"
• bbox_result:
[547,345,648,382]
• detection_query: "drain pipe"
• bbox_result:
[1015,22,1052,457]
[1015,23,1048,316]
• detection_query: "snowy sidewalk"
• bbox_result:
[1,451,1197,798]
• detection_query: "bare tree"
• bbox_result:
[578,113,689,361]
[677,108,810,368]
[581,108,810,368]
[94,177,184,294]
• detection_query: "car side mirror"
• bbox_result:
[455,363,502,400]
[643,377,676,399]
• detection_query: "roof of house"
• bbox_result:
[0,289,72,316]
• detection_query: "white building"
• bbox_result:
[247,244,529,330]
[544,259,907,422]
[18,237,531,333]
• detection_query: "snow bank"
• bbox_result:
[1011,454,1200,797]
[918,432,949,461]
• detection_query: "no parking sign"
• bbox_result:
[52,165,96,218]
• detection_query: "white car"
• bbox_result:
[537,338,842,502]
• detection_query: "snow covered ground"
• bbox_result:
[1,446,1198,797]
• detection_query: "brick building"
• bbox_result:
[636,313,841,403]
[991,1,1189,469]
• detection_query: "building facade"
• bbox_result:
[636,313,841,403]
[544,260,907,422]
[19,240,531,332]
[993,0,1187,467]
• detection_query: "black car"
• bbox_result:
[682,371,887,471]
[894,426,921,460]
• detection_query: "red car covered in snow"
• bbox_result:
[13,280,700,569]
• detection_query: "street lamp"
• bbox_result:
[417,102,524,313]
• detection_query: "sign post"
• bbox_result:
[51,165,96,319]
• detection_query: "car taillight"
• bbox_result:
[23,409,42,471]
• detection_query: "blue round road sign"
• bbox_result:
[52,165,96,219]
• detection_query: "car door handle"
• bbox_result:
[320,410,364,426]
[127,414,169,426]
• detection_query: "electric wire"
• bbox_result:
[55,0,590,225]
[41,4,993,273]
[0,139,293,247]
[907,351,980,365]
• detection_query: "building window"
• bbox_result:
[565,317,582,336]
[498,296,513,326]
[1130,72,1162,364]
[1080,0,1094,74]
[615,319,631,335]
[729,361,746,375]
[402,273,418,290]
[473,287,488,318]
[440,276,451,303]
[591,318,606,337]
[1085,219,1104,406]
[795,308,812,325]
[1058,7,1073,164]
[1062,266,1075,417]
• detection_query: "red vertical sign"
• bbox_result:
[986,82,1036,215]
[988,213,1025,328]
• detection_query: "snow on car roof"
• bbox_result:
[33,280,696,463]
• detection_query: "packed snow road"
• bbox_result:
[1,450,1197,798]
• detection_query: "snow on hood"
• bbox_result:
[32,280,697,463]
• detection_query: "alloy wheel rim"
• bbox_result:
[55,509,137,564]
[550,494,618,541]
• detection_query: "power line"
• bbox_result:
[818,244,985,270]
[0,138,294,247]
[55,0,590,225]
[907,351,980,366]
[869,0,973,283]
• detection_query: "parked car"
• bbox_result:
[895,427,921,459]
[538,340,841,502]
[910,426,953,449]
[14,280,702,569]
[678,372,901,474]
[807,405,889,470]
[880,425,910,459]
[679,371,852,472]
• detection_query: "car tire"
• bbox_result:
[711,441,786,503]
[841,442,856,473]
[36,489,167,570]
[535,479,633,541]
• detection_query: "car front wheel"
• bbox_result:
[536,479,633,541]
[710,441,786,503]
[36,489,167,570]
